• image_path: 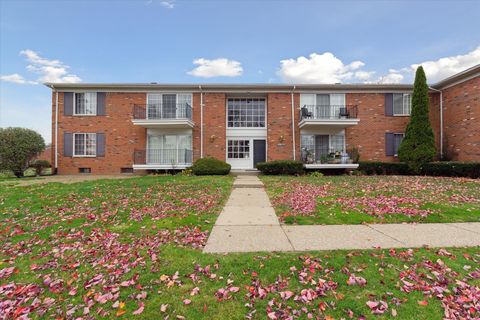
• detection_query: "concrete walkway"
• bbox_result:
[204,176,480,253]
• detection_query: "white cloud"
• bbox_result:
[277,52,369,84]
[411,46,480,82]
[374,46,480,84]
[0,49,81,85]
[160,0,174,9]
[0,73,37,85]
[354,70,375,81]
[188,58,243,78]
[376,69,404,84]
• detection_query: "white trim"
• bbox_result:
[298,118,359,129]
[291,86,296,160]
[132,119,194,129]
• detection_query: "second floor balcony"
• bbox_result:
[299,105,360,129]
[132,103,194,129]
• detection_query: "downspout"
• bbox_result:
[199,85,204,158]
[291,85,296,160]
[55,90,58,171]
[429,87,443,160]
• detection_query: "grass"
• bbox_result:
[1,175,479,319]
[260,175,480,225]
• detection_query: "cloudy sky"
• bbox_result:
[1,0,479,143]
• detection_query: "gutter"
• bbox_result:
[429,87,443,160]
[47,84,59,173]
[291,85,296,160]
[199,85,204,158]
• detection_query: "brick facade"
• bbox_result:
[441,77,480,161]
[53,92,146,174]
[50,71,479,174]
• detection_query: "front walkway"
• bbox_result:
[204,176,480,253]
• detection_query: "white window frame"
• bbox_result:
[73,92,97,116]
[226,98,266,128]
[146,134,192,164]
[393,93,412,116]
[73,133,97,157]
[393,133,405,157]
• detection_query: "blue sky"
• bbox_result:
[1,0,479,143]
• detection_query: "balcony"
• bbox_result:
[298,105,359,129]
[132,148,193,170]
[132,103,194,128]
[300,146,359,170]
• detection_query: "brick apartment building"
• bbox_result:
[46,65,479,174]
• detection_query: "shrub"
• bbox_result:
[256,160,304,175]
[308,171,324,178]
[398,66,436,173]
[358,161,410,175]
[0,127,45,177]
[30,159,51,176]
[422,162,480,179]
[191,157,231,175]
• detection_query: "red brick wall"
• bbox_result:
[267,93,297,161]
[202,93,226,160]
[442,76,480,161]
[54,92,146,174]
[346,93,410,162]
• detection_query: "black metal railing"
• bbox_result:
[300,105,358,120]
[134,149,192,165]
[133,103,192,120]
[301,147,355,164]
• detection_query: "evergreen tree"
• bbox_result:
[398,66,436,173]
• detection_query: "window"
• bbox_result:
[74,133,96,156]
[330,134,345,153]
[227,98,265,128]
[393,133,404,156]
[78,168,91,173]
[74,92,97,115]
[146,93,192,119]
[393,93,412,115]
[147,134,192,164]
[227,140,250,159]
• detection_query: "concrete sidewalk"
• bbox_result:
[203,176,480,253]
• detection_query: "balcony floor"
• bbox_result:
[133,164,191,170]
[132,119,194,129]
[298,118,359,129]
[304,163,359,169]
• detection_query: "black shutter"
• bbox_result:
[385,132,395,156]
[384,93,393,116]
[96,133,105,157]
[64,132,73,157]
[64,92,73,115]
[97,92,106,115]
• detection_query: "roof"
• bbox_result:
[44,64,480,92]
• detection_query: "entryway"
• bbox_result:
[253,139,266,168]
[226,137,266,169]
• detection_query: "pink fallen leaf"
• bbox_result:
[132,302,144,315]
[183,299,191,305]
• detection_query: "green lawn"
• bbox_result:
[1,175,479,319]
[261,175,480,225]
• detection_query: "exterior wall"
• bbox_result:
[202,93,226,160]
[441,76,480,161]
[266,93,297,161]
[345,93,410,162]
[54,92,146,174]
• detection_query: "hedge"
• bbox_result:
[358,161,480,178]
[191,157,231,175]
[256,160,304,175]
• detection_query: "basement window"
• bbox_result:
[121,167,133,174]
[78,168,92,174]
